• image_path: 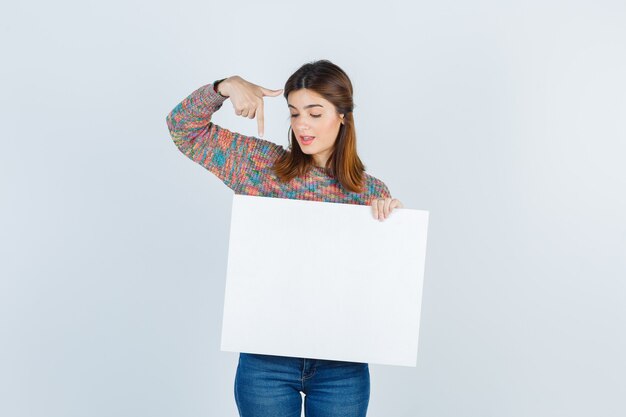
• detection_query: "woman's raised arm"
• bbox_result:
[165,77,284,191]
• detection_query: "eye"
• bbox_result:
[290,114,322,118]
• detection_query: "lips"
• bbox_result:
[300,135,316,145]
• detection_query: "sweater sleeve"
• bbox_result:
[165,82,285,191]
[378,182,392,199]
[365,176,392,204]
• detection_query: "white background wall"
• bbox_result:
[1,1,625,416]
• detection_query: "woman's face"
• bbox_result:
[287,88,345,167]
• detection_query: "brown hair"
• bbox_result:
[271,59,367,193]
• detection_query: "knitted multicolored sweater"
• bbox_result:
[165,82,391,205]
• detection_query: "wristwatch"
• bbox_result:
[213,78,227,97]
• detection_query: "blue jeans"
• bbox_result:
[234,352,370,417]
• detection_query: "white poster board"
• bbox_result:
[220,194,429,367]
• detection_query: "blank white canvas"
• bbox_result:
[220,194,429,367]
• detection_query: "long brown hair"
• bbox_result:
[272,59,367,193]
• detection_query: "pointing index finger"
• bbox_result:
[257,100,265,137]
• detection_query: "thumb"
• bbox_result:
[261,87,283,97]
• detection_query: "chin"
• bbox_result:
[297,144,314,153]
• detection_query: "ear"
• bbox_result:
[340,113,345,125]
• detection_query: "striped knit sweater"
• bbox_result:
[165,82,391,205]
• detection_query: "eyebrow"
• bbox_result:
[288,104,324,110]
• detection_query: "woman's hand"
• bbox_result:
[217,75,283,138]
[371,198,404,221]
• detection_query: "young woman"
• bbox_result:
[166,60,403,417]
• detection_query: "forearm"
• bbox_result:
[164,79,284,191]
[165,81,228,145]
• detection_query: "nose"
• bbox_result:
[294,119,310,131]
